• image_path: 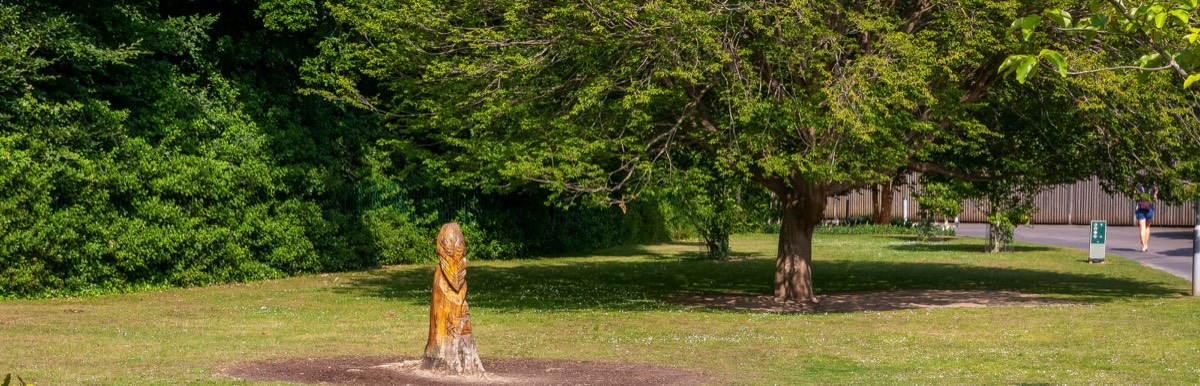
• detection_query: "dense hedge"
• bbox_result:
[0,1,359,298]
[0,2,669,299]
[353,180,670,264]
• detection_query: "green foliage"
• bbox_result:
[974,182,1041,253]
[983,201,1037,252]
[455,195,670,259]
[362,207,433,265]
[0,1,672,299]
[303,0,1058,204]
[1006,1,1200,86]
[1002,1,1200,200]
[659,200,699,241]
[655,151,780,260]
[662,165,752,260]
[915,181,966,220]
[820,216,949,237]
[10,0,1170,299]
[913,181,967,241]
[839,216,876,227]
[924,24,1102,248]
[1061,54,1200,203]
[303,0,1112,300]
[0,1,349,297]
[347,177,670,262]
[915,177,1041,252]
[256,0,320,31]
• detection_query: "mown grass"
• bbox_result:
[2,234,1198,385]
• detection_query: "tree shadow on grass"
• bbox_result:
[497,242,754,262]
[332,251,1182,313]
[334,254,776,313]
[883,236,1057,253]
[646,251,759,261]
[813,260,1180,303]
[510,242,699,260]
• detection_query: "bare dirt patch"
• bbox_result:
[672,290,1082,313]
[220,356,711,386]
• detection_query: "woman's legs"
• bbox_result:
[1138,219,1151,251]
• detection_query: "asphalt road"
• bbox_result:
[956,222,1197,279]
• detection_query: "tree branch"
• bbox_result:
[1104,0,1191,79]
[907,162,1008,182]
[1065,65,1174,75]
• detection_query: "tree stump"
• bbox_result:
[421,222,485,376]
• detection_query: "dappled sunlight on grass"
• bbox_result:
[334,233,1184,313]
[334,257,776,312]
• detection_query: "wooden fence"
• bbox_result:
[824,178,1197,227]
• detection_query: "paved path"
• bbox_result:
[956,223,1196,279]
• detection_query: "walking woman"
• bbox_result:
[1134,184,1157,252]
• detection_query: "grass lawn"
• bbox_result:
[2,234,1199,385]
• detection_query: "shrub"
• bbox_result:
[350,179,671,261]
[362,207,435,264]
[0,3,673,298]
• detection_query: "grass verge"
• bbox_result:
[1,234,1196,385]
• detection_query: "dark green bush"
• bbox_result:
[0,2,672,298]
[363,207,435,265]
[357,181,671,261]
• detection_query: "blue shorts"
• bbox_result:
[1135,208,1154,221]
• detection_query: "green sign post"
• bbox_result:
[1089,220,1106,263]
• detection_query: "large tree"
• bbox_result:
[306,0,1068,301]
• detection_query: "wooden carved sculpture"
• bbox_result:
[422,222,485,376]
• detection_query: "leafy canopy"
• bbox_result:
[1001,0,1200,199]
[306,1,1058,203]
[1003,0,1200,86]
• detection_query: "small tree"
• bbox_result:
[978,182,1040,253]
[914,180,967,241]
[665,166,748,260]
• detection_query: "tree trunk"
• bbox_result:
[872,182,894,225]
[774,181,827,302]
[702,228,731,260]
[985,220,1011,253]
[422,223,486,376]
